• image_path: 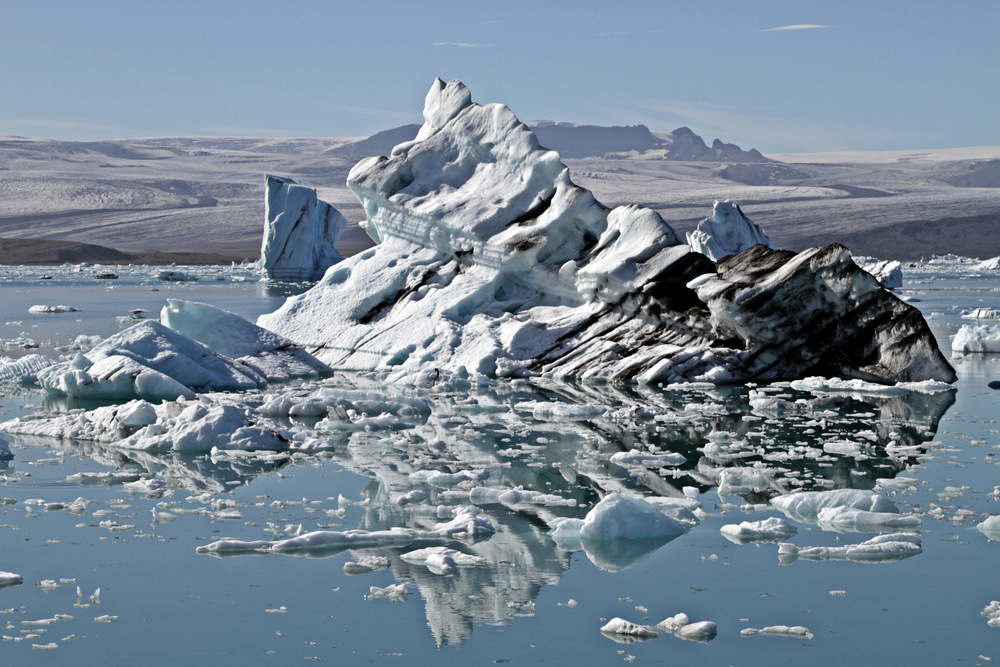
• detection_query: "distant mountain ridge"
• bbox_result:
[328,122,769,162]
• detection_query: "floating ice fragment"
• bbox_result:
[676,621,718,643]
[401,547,486,574]
[977,515,1000,541]
[28,305,80,313]
[720,516,798,544]
[953,324,1000,354]
[0,571,22,588]
[600,617,658,640]
[343,556,391,575]
[367,584,408,602]
[771,489,898,523]
[815,506,921,533]
[741,625,814,639]
[610,449,686,468]
[982,601,1000,627]
[93,615,118,623]
[778,532,922,563]
[432,506,495,537]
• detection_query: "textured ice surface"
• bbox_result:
[0,396,328,452]
[720,516,798,543]
[686,200,776,262]
[600,617,659,639]
[779,533,922,563]
[0,354,56,382]
[259,78,954,386]
[771,489,898,523]
[160,299,330,381]
[858,259,903,289]
[261,174,347,281]
[953,324,1000,353]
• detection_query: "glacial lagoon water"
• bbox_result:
[1,259,999,664]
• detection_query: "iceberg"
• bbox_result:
[261,174,347,281]
[36,321,262,400]
[160,299,330,381]
[771,489,898,523]
[686,200,777,262]
[259,78,955,386]
[857,259,903,290]
[953,323,1000,353]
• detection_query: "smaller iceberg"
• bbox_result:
[686,200,777,262]
[953,323,1000,353]
[261,175,347,281]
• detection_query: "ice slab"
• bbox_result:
[261,174,347,281]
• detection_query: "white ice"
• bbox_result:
[260,174,347,281]
[977,515,1000,541]
[778,532,922,563]
[28,305,80,313]
[686,200,777,262]
[720,516,798,543]
[600,617,659,639]
[953,323,1000,353]
[771,489,899,523]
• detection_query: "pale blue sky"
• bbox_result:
[2,0,997,153]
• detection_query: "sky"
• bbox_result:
[2,0,998,153]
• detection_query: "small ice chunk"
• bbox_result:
[579,493,692,542]
[0,571,23,588]
[977,515,1000,541]
[343,555,391,575]
[741,625,814,639]
[778,532,921,563]
[953,324,1000,354]
[982,601,1000,627]
[676,621,717,642]
[720,516,798,543]
[367,584,408,602]
[28,305,80,313]
[600,617,658,639]
[816,506,921,533]
[655,613,689,633]
[771,489,898,523]
[610,449,686,467]
[401,546,486,574]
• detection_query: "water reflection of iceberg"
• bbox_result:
[0,374,956,644]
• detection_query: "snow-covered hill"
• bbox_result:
[0,128,997,262]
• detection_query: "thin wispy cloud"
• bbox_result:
[760,24,831,32]
[432,41,495,48]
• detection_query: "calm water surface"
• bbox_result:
[1,260,998,665]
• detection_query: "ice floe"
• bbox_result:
[28,305,80,313]
[720,516,798,543]
[600,617,659,641]
[771,489,899,523]
[778,533,922,563]
[953,324,1000,353]
[0,396,329,452]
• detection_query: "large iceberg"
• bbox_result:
[260,175,347,281]
[256,79,954,385]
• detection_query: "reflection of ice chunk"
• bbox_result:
[771,489,898,523]
[160,299,330,381]
[778,532,921,563]
[401,547,486,574]
[261,175,347,281]
[953,324,1000,353]
[686,200,776,262]
[720,516,798,543]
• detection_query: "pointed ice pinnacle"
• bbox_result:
[258,78,955,385]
